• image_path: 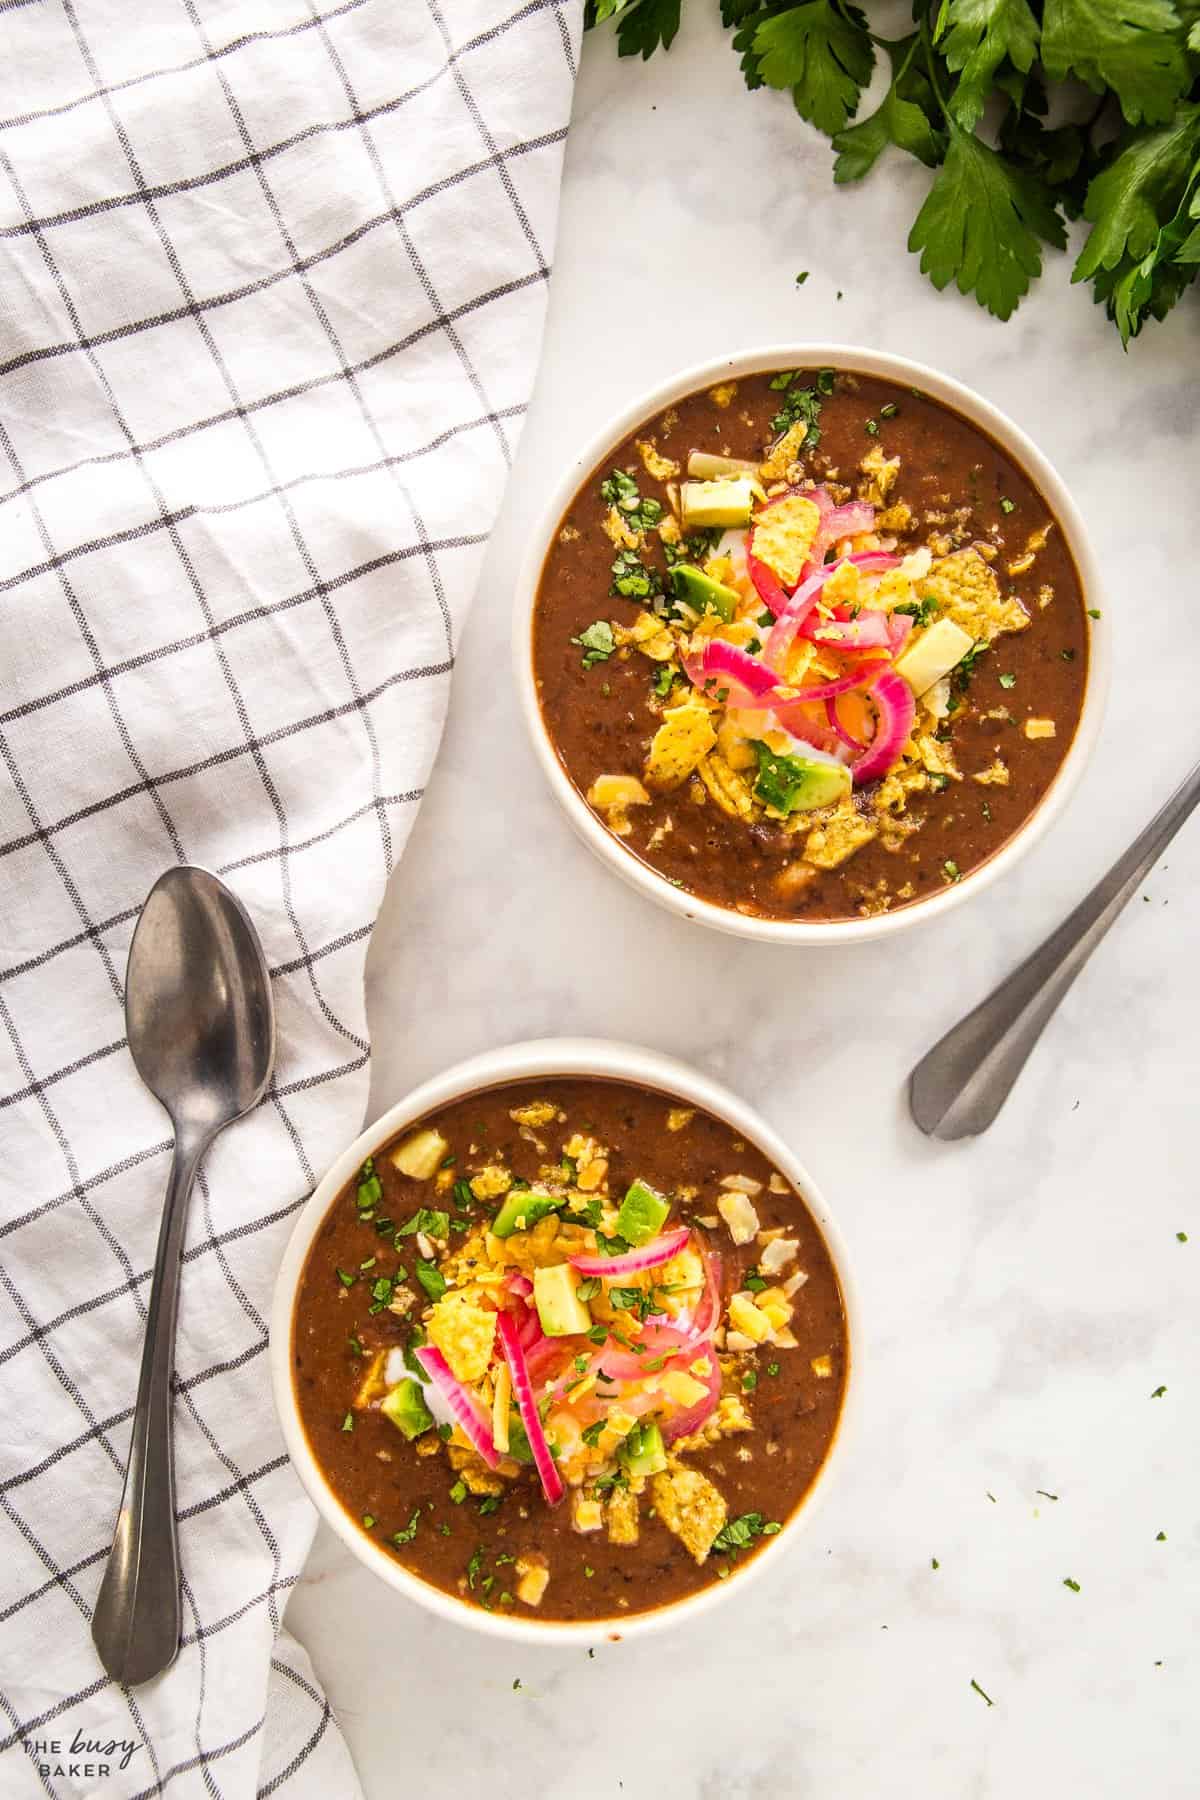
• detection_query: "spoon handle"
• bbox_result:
[92,1126,206,1685]
[909,758,1200,1140]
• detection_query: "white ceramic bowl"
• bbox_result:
[513,344,1109,944]
[270,1037,859,1644]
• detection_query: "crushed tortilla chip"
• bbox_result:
[644,696,717,791]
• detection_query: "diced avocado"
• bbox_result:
[380,1378,434,1440]
[620,1421,667,1477]
[680,476,762,530]
[491,1187,561,1238]
[671,563,738,622]
[390,1128,449,1180]
[752,741,851,815]
[616,1179,670,1247]
[687,450,760,480]
[893,617,975,696]
[533,1263,592,1337]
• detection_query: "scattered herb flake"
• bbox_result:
[571,619,616,668]
[999,497,1016,514]
[341,1412,354,1433]
[1063,1576,1080,1592]
[970,1678,994,1708]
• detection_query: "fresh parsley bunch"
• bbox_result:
[585,0,1200,341]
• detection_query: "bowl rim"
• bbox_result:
[269,1036,861,1645]
[512,341,1111,944]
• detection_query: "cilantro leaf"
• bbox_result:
[833,35,943,182]
[908,123,1066,321]
[940,0,1041,132]
[1042,0,1190,128]
[754,2,875,137]
[571,620,617,669]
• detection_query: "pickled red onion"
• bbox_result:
[684,638,778,706]
[824,694,863,750]
[415,1345,501,1469]
[496,1311,563,1506]
[570,1225,691,1279]
[851,668,916,785]
[659,1352,722,1444]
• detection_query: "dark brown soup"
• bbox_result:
[532,367,1089,922]
[293,1078,848,1625]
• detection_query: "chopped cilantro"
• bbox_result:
[477,1495,502,1517]
[581,1419,607,1447]
[952,640,988,693]
[398,1207,450,1240]
[571,619,616,668]
[1063,1576,1080,1592]
[335,1268,355,1289]
[970,1678,994,1707]
[575,1278,602,1302]
[466,1546,485,1590]
[766,1361,780,1377]
[768,376,823,445]
[998,672,1017,689]
[712,1512,769,1554]
[795,269,809,285]
[415,1259,447,1302]
[594,1233,632,1257]
[931,1557,939,1570]
[452,1177,474,1210]
[391,1509,421,1547]
[1151,1385,1167,1397]
[600,467,663,532]
[584,1565,595,1578]
[402,1326,427,1378]
[742,1371,758,1392]
[1156,1530,1167,1541]
[942,859,961,883]
[609,548,661,601]
[355,1158,382,1211]
[893,593,939,627]
[512,1677,522,1692]
[368,1274,396,1314]
[1088,608,1102,619]
[1036,1490,1059,1501]
[347,1335,363,1357]
[864,417,879,436]
[743,1271,767,1293]
[879,401,898,419]
[1000,496,1016,514]
[362,1514,375,1529]
[1177,1231,1188,1242]
[449,1480,468,1505]
[652,662,677,699]
[341,1412,354,1432]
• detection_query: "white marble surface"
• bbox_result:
[286,9,1200,1795]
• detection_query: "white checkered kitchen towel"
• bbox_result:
[0,2,580,1794]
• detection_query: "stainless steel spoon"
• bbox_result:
[909,760,1200,1140]
[92,866,275,1686]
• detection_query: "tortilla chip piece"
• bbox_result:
[426,1291,496,1385]
[803,798,879,869]
[750,493,821,588]
[922,549,1030,643]
[650,1466,727,1564]
[605,1485,640,1546]
[644,697,717,791]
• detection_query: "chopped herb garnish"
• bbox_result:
[594,1233,632,1258]
[652,662,677,699]
[742,1371,758,1392]
[1063,1577,1080,1592]
[712,1512,769,1554]
[609,548,661,602]
[1061,648,1076,661]
[952,640,988,693]
[1151,1385,1167,1398]
[1036,1490,1059,1501]
[743,1271,767,1294]
[1088,608,1102,619]
[1156,1530,1167,1541]
[584,1565,595,1578]
[347,1335,363,1357]
[512,1677,522,1691]
[575,1278,602,1302]
[359,1255,377,1271]
[893,594,939,627]
[586,1324,608,1345]
[766,1361,780,1377]
[336,1268,355,1289]
[477,1495,502,1517]
[368,1274,395,1315]
[362,1514,375,1529]
[466,1546,485,1590]
[571,619,617,667]
[600,468,663,532]
[341,1412,354,1432]
[931,1557,939,1570]
[998,672,1017,689]
[942,859,961,883]
[449,1480,468,1505]
[356,1158,382,1211]
[795,270,809,285]
[415,1260,447,1302]
[1177,1231,1188,1243]
[769,377,823,445]
[392,1510,421,1546]
[398,1207,450,1241]
[452,1178,474,1210]
[879,401,898,419]
[581,1419,607,1447]
[970,1679,994,1707]
[864,418,879,436]
[573,1353,590,1373]
[999,497,1015,514]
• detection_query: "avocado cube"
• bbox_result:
[380,1378,434,1440]
[680,476,761,529]
[671,563,739,622]
[491,1188,561,1238]
[616,1179,670,1247]
[620,1421,667,1477]
[533,1263,592,1337]
[752,742,851,815]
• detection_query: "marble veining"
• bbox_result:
[285,8,1199,1794]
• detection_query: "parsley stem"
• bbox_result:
[919,14,952,122]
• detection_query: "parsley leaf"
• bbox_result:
[940,0,1041,132]
[587,0,682,59]
[754,2,875,137]
[1042,0,1190,127]
[909,122,1066,321]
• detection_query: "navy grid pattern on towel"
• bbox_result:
[0,2,579,1793]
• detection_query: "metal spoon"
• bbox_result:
[92,866,275,1686]
[909,760,1200,1139]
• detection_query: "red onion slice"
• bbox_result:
[851,668,917,786]
[415,1345,501,1469]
